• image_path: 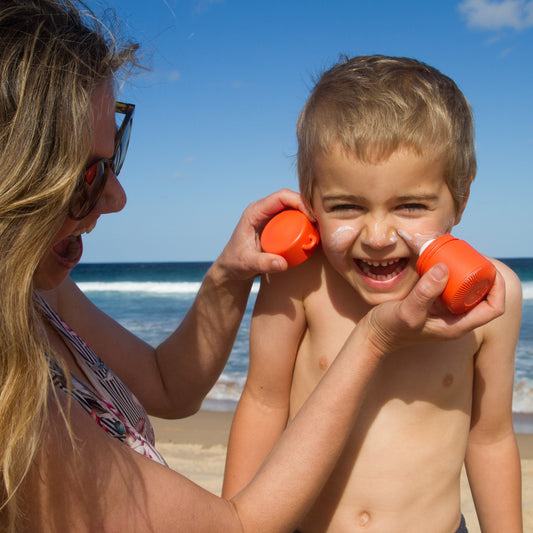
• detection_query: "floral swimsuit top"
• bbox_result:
[36,294,167,466]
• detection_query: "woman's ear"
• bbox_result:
[454,174,474,225]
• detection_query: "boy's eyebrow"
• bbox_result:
[322,194,366,203]
[321,193,441,203]
[395,194,440,203]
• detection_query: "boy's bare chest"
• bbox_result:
[294,282,480,409]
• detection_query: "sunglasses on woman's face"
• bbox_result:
[68,102,135,220]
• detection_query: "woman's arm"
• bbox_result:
[29,315,381,533]
[51,189,312,418]
[24,263,506,532]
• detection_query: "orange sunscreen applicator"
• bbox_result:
[260,210,319,267]
[416,234,496,314]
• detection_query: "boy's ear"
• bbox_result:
[454,174,474,225]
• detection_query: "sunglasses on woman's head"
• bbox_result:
[68,102,135,220]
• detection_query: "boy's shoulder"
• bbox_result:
[262,247,359,294]
[259,248,350,308]
[474,256,522,343]
[491,257,522,306]
[261,247,327,292]
[258,248,367,321]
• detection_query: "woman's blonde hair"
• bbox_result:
[0,1,138,529]
[297,55,476,213]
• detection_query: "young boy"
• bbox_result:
[223,56,523,532]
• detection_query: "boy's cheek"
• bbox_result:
[317,215,456,257]
[320,222,361,255]
[396,216,458,254]
[397,228,443,255]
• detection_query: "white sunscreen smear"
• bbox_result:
[397,229,442,255]
[329,226,358,253]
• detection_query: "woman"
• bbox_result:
[0,1,504,531]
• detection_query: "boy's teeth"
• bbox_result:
[358,258,407,280]
[367,260,396,267]
[363,259,397,267]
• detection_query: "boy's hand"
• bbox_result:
[366,263,506,355]
[214,189,314,281]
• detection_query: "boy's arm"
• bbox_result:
[223,269,307,498]
[465,260,523,532]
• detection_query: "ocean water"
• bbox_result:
[71,258,533,419]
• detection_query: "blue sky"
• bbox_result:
[82,0,533,262]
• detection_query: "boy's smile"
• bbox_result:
[356,257,409,281]
[311,145,461,306]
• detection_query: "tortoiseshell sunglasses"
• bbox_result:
[69,102,135,220]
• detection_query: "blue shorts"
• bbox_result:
[456,515,468,533]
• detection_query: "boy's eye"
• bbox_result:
[330,204,364,212]
[397,203,427,212]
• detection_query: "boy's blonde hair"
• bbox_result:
[0,1,139,530]
[297,55,476,213]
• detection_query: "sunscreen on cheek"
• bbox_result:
[260,210,320,267]
[416,234,496,314]
[327,226,358,254]
[397,229,442,254]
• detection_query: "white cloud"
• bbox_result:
[458,0,533,30]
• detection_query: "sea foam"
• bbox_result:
[77,280,260,295]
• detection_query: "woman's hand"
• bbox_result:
[364,263,506,357]
[213,189,313,281]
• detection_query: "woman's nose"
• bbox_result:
[360,217,397,249]
[99,170,127,214]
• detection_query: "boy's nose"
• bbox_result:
[360,218,397,249]
[98,170,127,214]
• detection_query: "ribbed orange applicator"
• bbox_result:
[416,234,496,314]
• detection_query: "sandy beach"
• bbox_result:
[150,411,533,532]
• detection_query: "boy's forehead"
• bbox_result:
[310,145,453,199]
[311,144,447,176]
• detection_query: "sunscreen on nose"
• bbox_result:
[261,210,320,267]
[416,234,496,314]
